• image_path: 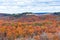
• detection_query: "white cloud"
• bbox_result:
[0,0,60,13]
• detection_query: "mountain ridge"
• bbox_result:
[0,12,59,22]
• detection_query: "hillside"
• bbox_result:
[0,12,60,22]
[0,12,60,40]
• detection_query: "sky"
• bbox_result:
[0,0,60,14]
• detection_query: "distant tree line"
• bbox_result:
[54,12,60,16]
[0,12,60,18]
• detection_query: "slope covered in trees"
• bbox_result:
[0,12,60,40]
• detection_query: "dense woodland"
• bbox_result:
[0,12,60,40]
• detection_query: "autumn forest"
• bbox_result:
[0,12,60,40]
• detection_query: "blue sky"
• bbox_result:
[0,0,60,13]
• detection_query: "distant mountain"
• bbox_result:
[0,12,59,22]
[53,12,60,16]
[0,13,11,17]
[0,12,59,17]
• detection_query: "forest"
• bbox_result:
[0,12,60,40]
